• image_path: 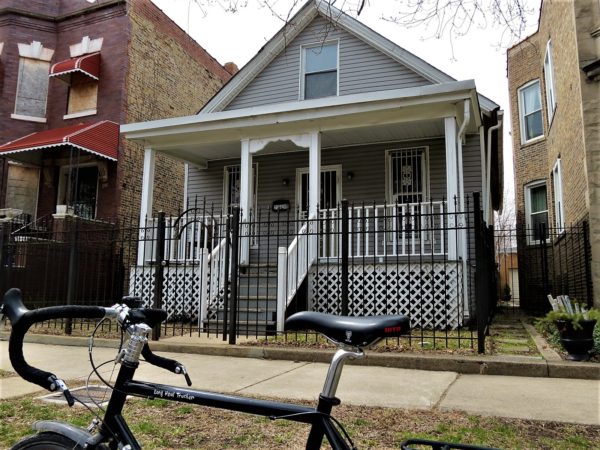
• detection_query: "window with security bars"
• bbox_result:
[224,164,257,213]
[388,147,428,205]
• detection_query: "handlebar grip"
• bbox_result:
[128,308,167,327]
[3,288,106,392]
[141,343,179,372]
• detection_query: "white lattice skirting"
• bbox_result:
[129,266,204,320]
[308,262,467,329]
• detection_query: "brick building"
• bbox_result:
[0,0,232,224]
[507,0,600,310]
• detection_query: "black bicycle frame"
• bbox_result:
[96,362,351,450]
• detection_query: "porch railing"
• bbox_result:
[276,215,318,331]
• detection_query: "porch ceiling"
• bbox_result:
[122,81,483,166]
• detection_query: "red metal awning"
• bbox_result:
[0,121,119,161]
[49,52,101,82]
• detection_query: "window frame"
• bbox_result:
[517,79,544,144]
[12,57,50,123]
[524,180,549,245]
[552,158,565,233]
[544,40,557,125]
[56,163,99,219]
[300,40,339,100]
[385,147,430,205]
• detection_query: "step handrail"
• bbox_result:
[276,214,317,332]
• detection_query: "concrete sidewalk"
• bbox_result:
[1,341,598,426]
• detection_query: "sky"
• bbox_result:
[150,0,542,212]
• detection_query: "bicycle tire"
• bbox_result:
[11,432,81,450]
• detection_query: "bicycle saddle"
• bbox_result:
[285,311,410,348]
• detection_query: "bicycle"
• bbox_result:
[1,288,496,450]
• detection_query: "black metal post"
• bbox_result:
[582,221,593,308]
[152,211,166,341]
[540,222,549,297]
[222,214,231,341]
[228,207,241,344]
[473,193,486,354]
[341,200,349,316]
[65,216,79,335]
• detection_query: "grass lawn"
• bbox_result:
[1,392,598,449]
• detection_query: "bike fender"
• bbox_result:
[32,420,92,447]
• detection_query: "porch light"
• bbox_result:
[346,171,354,181]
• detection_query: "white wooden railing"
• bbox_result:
[276,214,318,332]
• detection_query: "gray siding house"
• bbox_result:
[122,0,503,333]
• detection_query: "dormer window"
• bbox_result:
[302,42,338,100]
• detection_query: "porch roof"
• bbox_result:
[121,80,486,166]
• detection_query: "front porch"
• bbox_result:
[128,196,475,336]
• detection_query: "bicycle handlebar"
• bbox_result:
[2,288,106,394]
[1,288,169,396]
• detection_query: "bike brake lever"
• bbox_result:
[53,378,75,407]
[175,365,192,386]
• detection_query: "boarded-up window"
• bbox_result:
[67,73,98,114]
[14,58,50,118]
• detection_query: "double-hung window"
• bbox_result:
[518,80,543,142]
[302,42,338,100]
[544,40,557,123]
[552,159,565,233]
[525,181,549,244]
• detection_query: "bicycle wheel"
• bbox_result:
[11,432,80,450]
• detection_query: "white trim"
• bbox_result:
[17,41,54,61]
[49,67,99,81]
[10,114,47,123]
[63,109,97,120]
[70,36,103,58]
[552,158,565,233]
[300,39,339,100]
[524,180,549,245]
[122,81,478,139]
[0,142,116,162]
[544,40,557,125]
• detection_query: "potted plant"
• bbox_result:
[539,296,599,361]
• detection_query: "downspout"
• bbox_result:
[457,100,470,210]
[486,119,502,224]
[479,126,487,215]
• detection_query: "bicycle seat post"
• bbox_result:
[321,347,364,399]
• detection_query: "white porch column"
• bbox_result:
[308,132,321,264]
[138,147,156,266]
[444,118,459,260]
[308,131,321,218]
[239,138,253,265]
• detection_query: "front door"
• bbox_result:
[296,165,341,257]
[296,165,341,219]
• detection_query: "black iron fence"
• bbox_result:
[495,221,592,313]
[1,194,511,352]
